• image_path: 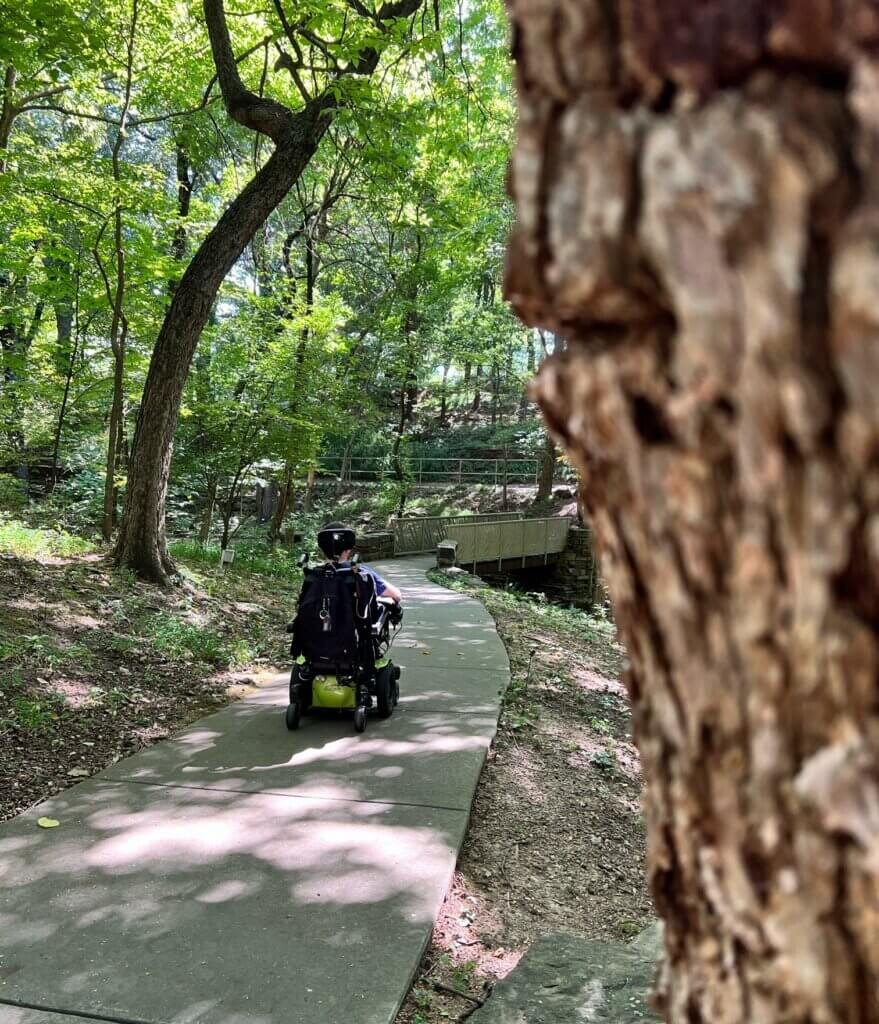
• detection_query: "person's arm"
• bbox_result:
[367,565,402,604]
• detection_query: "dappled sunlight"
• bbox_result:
[0,555,508,1022]
[0,779,466,1020]
[285,723,493,768]
[572,666,628,697]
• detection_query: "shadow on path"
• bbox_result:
[0,556,509,1024]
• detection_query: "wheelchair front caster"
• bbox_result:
[285,702,301,731]
[354,706,367,733]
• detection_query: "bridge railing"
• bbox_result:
[391,511,524,555]
[445,516,572,570]
[319,456,545,485]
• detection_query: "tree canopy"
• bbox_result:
[0,0,545,567]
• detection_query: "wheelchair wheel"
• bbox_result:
[285,702,301,731]
[354,706,367,733]
[376,668,393,719]
[289,669,312,710]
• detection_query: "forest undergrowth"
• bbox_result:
[0,517,299,820]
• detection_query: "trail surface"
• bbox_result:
[0,556,509,1024]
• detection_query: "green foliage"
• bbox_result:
[451,960,478,994]
[0,517,95,558]
[148,614,236,667]
[590,750,618,775]
[145,612,256,670]
[170,539,306,581]
[0,474,28,513]
[0,0,550,554]
[2,695,60,733]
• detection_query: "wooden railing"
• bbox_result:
[390,512,524,555]
[443,517,572,570]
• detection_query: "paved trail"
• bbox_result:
[0,557,509,1024]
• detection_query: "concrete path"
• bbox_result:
[0,557,509,1024]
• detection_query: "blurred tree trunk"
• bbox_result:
[506,2,879,1022]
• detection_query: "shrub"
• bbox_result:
[0,516,94,558]
[0,474,27,514]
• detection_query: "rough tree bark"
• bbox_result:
[115,0,422,583]
[505,3,879,1022]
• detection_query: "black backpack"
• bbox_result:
[291,563,376,669]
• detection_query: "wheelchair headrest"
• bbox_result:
[318,523,356,559]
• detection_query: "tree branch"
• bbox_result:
[204,0,295,141]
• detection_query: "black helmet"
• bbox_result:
[317,521,356,560]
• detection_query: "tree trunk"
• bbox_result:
[268,465,293,547]
[518,331,535,420]
[506,3,879,1022]
[102,331,126,542]
[303,467,315,514]
[471,364,482,413]
[535,431,555,502]
[339,438,353,483]
[220,510,231,553]
[439,362,449,425]
[0,66,16,173]
[114,121,329,583]
[114,0,420,585]
[199,475,217,545]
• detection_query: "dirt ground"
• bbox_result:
[394,573,653,1023]
[0,549,295,822]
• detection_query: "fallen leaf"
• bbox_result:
[67,768,89,778]
[421,650,432,656]
[37,817,60,829]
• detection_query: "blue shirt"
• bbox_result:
[360,565,389,597]
[329,561,389,597]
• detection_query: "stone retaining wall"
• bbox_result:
[470,923,663,1023]
[356,531,395,562]
[543,525,606,610]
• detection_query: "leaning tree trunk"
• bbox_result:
[114,122,330,583]
[114,0,421,585]
[506,3,879,1023]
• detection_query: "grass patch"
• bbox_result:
[170,539,305,581]
[0,517,95,558]
[148,613,255,669]
[1,695,61,733]
[427,567,614,645]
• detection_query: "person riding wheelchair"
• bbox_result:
[285,523,403,733]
